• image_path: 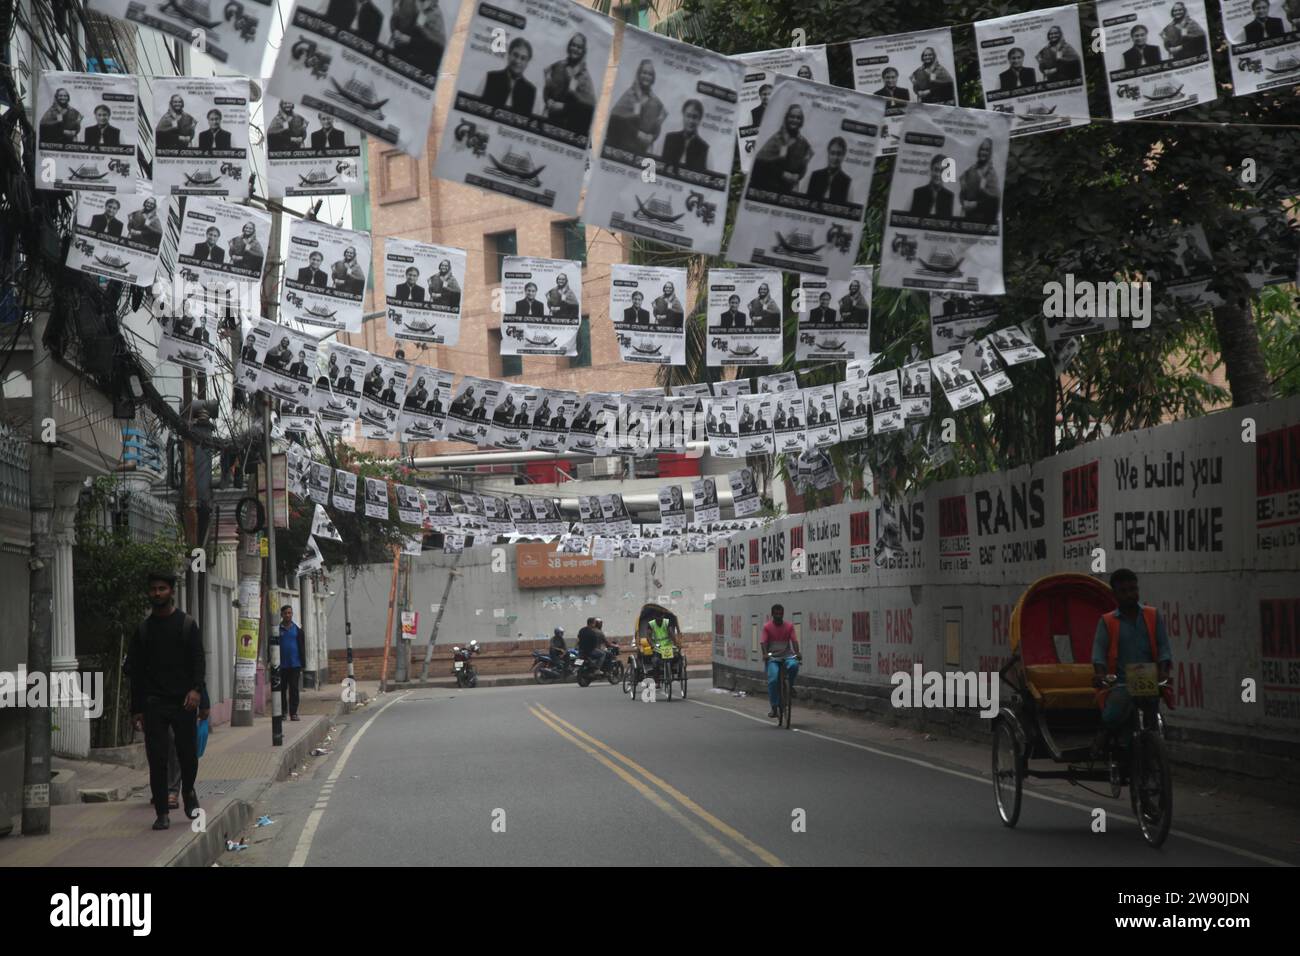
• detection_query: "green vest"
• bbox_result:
[649,618,670,641]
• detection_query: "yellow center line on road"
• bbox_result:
[533,702,786,868]
[528,706,751,867]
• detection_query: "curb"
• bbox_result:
[163,705,341,868]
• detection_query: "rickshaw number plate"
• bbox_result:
[574,659,584,666]
[1127,663,1158,697]
[454,661,464,670]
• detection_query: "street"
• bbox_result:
[224,678,1296,867]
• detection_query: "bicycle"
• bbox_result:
[767,653,799,729]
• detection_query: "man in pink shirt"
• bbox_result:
[761,603,801,719]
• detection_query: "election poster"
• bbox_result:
[974,5,1091,137]
[706,268,784,367]
[384,237,466,346]
[797,267,872,361]
[35,71,138,194]
[501,256,582,356]
[610,263,688,365]
[265,95,364,198]
[151,76,250,196]
[88,0,276,77]
[850,27,958,155]
[282,218,371,333]
[1096,0,1218,122]
[734,45,830,174]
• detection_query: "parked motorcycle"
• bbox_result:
[575,642,623,688]
[531,645,577,684]
[452,640,480,688]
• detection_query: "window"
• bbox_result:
[554,220,587,265]
[615,2,649,28]
[485,230,517,283]
[503,354,522,378]
[569,315,591,368]
[377,149,419,204]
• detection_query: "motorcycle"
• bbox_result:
[452,640,480,688]
[575,642,623,688]
[531,645,578,684]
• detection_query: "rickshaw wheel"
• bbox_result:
[992,719,1023,827]
[679,654,688,698]
[665,663,674,700]
[621,658,634,695]
[1130,730,1172,848]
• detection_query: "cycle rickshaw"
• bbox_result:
[623,603,687,701]
[993,573,1174,848]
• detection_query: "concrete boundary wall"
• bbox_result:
[710,397,1300,781]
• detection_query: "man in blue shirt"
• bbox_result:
[1091,568,1172,752]
[279,605,306,721]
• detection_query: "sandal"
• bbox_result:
[167,792,180,810]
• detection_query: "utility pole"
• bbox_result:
[421,560,459,681]
[23,305,53,834]
[261,203,284,747]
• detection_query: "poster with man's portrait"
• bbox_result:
[364,477,390,520]
[989,323,1046,366]
[500,256,582,356]
[1220,0,1300,98]
[671,382,712,444]
[490,383,538,449]
[610,263,688,365]
[583,24,745,255]
[395,484,424,525]
[802,383,841,449]
[599,494,633,536]
[384,237,467,346]
[268,0,463,156]
[283,218,372,332]
[312,503,343,542]
[1096,0,1218,122]
[658,484,688,530]
[728,467,762,517]
[868,369,905,433]
[265,96,364,197]
[446,375,503,447]
[969,335,1015,395]
[36,71,138,194]
[706,268,784,367]
[931,349,986,410]
[88,0,276,77]
[151,76,249,195]
[974,5,1091,137]
[566,391,617,454]
[734,45,829,174]
[333,469,358,513]
[714,379,754,398]
[692,476,721,525]
[797,267,872,361]
[728,76,883,278]
[736,393,776,457]
[705,398,741,458]
[879,103,1013,295]
[307,460,333,505]
[175,197,270,311]
[157,305,222,378]
[359,352,410,441]
[834,379,872,440]
[249,319,319,407]
[399,366,455,443]
[66,191,165,287]
[900,359,934,419]
[435,0,613,214]
[930,292,1001,352]
[772,391,808,455]
[313,342,369,435]
[850,27,958,156]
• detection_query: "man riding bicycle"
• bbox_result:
[646,613,680,680]
[761,603,801,719]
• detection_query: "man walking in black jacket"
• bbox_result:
[130,570,206,830]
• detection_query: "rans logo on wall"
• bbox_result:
[748,529,787,585]
[1062,460,1100,563]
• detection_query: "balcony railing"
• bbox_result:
[0,422,30,512]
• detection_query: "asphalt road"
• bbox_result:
[225,678,1296,867]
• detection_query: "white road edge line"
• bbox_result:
[689,697,1292,867]
[288,692,411,868]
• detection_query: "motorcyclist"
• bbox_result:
[578,616,609,674]
[550,626,567,663]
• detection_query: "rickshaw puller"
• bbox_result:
[1090,568,1172,756]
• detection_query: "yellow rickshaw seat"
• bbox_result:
[1025,663,1097,711]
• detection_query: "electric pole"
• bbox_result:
[23,305,53,834]
[262,203,284,747]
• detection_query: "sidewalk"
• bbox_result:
[0,681,377,868]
